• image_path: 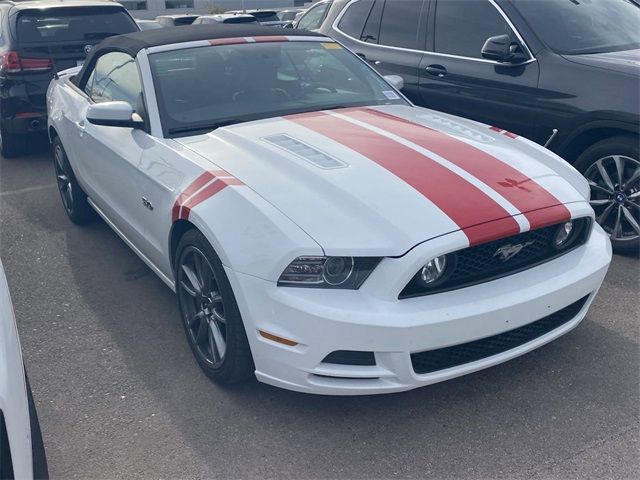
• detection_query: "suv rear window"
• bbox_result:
[251,11,279,22]
[17,7,137,44]
[174,16,198,26]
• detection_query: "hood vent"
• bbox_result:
[263,134,347,169]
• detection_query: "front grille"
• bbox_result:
[411,295,589,375]
[400,218,591,299]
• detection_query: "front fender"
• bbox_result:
[183,185,324,282]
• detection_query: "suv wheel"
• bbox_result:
[576,135,639,254]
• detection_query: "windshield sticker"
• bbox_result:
[321,42,342,49]
[382,90,400,100]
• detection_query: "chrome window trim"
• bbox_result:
[332,0,537,65]
[333,0,428,55]
[487,0,534,59]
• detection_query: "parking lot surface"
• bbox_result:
[1,145,638,479]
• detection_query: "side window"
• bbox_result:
[434,0,513,59]
[85,52,142,106]
[337,0,375,39]
[297,1,330,31]
[377,0,424,50]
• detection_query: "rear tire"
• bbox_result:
[52,137,95,224]
[175,229,254,384]
[0,125,25,158]
[575,135,639,254]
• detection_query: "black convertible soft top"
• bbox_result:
[75,24,327,87]
[94,24,324,57]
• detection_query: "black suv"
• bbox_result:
[316,0,640,253]
[0,0,138,157]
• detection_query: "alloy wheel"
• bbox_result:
[585,155,640,244]
[177,246,227,367]
[54,144,74,214]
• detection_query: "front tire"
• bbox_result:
[175,229,254,384]
[576,135,640,254]
[52,137,95,224]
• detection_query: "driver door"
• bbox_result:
[76,51,151,248]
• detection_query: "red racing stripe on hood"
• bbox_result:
[288,111,520,246]
[349,108,570,230]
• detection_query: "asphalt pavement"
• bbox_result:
[1,142,638,479]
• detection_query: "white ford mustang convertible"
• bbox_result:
[47,25,612,395]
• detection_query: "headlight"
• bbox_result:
[278,256,381,289]
[554,221,574,248]
[417,254,455,288]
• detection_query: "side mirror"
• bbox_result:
[384,74,404,91]
[283,22,294,29]
[481,34,529,64]
[481,34,514,62]
[86,101,144,128]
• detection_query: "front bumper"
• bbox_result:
[227,223,612,395]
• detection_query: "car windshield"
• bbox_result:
[512,0,640,55]
[16,7,137,43]
[149,41,407,136]
[278,11,300,21]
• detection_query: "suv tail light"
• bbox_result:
[1,51,53,74]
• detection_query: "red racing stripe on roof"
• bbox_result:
[209,37,248,46]
[253,35,289,43]
[351,108,570,230]
[209,36,289,46]
[288,111,520,246]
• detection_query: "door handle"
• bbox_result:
[426,64,447,77]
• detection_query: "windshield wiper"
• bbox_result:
[168,119,243,135]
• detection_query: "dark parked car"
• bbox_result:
[0,0,139,157]
[155,14,199,27]
[315,0,640,253]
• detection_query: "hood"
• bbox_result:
[176,105,585,255]
[563,48,640,75]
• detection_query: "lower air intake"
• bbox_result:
[411,296,589,375]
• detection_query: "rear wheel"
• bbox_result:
[52,137,95,224]
[576,136,640,254]
[175,229,254,384]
